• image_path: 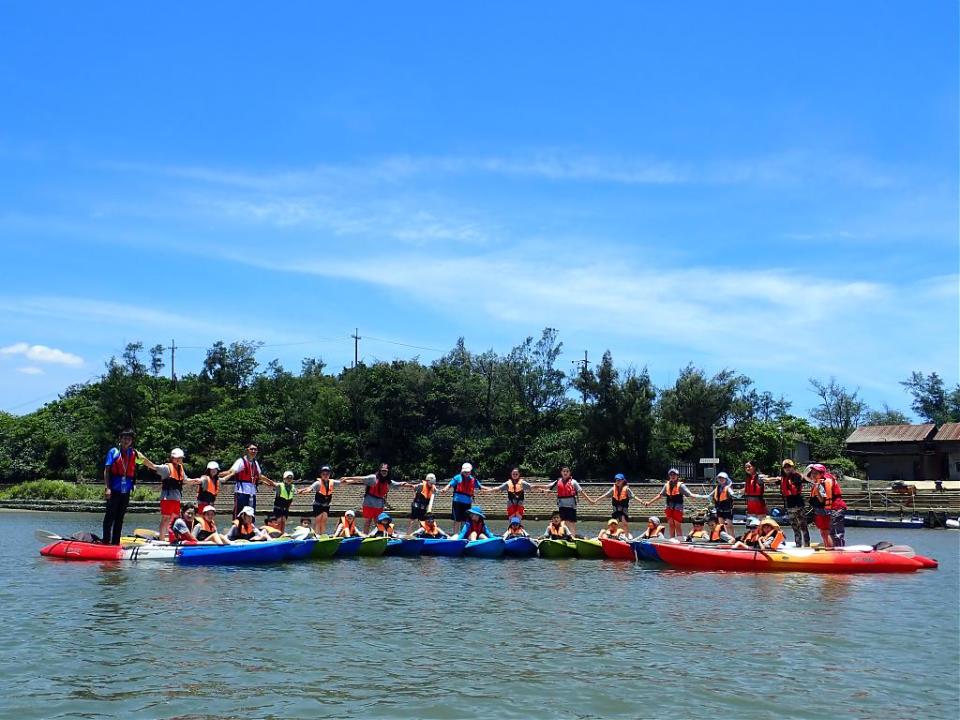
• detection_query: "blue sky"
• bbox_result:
[1,1,957,417]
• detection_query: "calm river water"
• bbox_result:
[2,511,957,719]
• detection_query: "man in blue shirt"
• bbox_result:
[438,463,484,536]
[102,429,141,544]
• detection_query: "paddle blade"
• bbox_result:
[34,529,62,543]
[133,528,159,539]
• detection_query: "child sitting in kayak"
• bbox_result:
[685,517,709,543]
[334,510,365,538]
[225,506,269,542]
[369,512,398,538]
[168,503,198,545]
[502,515,529,539]
[458,506,494,540]
[262,515,285,539]
[756,517,786,550]
[191,505,228,545]
[638,517,666,539]
[597,518,629,541]
[411,514,448,539]
[732,517,761,549]
[542,512,574,540]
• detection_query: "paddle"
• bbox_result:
[133,528,159,539]
[35,529,63,542]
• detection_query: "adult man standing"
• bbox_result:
[219,443,275,518]
[779,459,809,547]
[102,429,140,545]
[341,463,407,534]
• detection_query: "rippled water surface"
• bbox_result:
[2,511,957,719]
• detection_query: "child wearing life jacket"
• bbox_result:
[299,465,341,535]
[594,473,637,536]
[458,506,494,541]
[192,505,228,545]
[502,515,529,539]
[733,517,761,549]
[638,516,666,539]
[412,514,448,539]
[542,512,574,540]
[334,510,364,538]
[685,517,709,542]
[271,471,297,533]
[370,512,397,538]
[224,506,269,542]
[757,517,786,550]
[168,503,199,545]
[406,473,438,534]
[484,468,535,519]
[262,515,285,539]
[597,518,628,541]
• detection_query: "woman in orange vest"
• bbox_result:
[539,466,595,538]
[807,463,844,548]
[742,460,770,518]
[299,465,341,535]
[638,516,666,539]
[139,447,201,542]
[483,468,536,519]
[594,473,638,536]
[644,469,704,539]
[406,473,438,534]
[197,461,221,507]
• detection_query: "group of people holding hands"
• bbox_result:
[102,429,845,551]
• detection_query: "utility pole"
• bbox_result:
[169,339,177,385]
[571,350,589,404]
[351,328,361,368]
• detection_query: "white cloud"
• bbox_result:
[15,366,44,375]
[0,342,83,366]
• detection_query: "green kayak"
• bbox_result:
[575,538,605,559]
[357,536,390,557]
[539,539,577,559]
[310,536,342,559]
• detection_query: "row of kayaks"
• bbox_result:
[38,533,938,572]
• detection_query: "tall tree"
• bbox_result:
[900,371,960,424]
[808,377,867,447]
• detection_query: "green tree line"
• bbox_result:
[1,329,956,484]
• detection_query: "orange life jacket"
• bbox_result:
[419,481,435,500]
[713,485,730,503]
[665,480,682,498]
[612,484,629,502]
[197,516,217,534]
[340,516,358,537]
[760,528,785,550]
[199,474,219,497]
[507,479,525,504]
[315,477,335,497]
[642,525,665,539]
[824,476,842,509]
[710,523,726,542]
[547,522,569,538]
[780,473,801,497]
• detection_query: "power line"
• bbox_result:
[363,335,447,353]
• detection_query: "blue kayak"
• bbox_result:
[285,538,318,560]
[384,538,425,557]
[464,537,505,558]
[504,536,538,558]
[334,536,364,557]
[420,538,468,557]
[176,540,293,565]
[633,540,663,562]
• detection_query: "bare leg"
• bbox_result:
[568,521,577,537]
[159,514,173,540]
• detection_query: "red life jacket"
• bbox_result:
[365,476,391,500]
[467,518,486,536]
[824,475,843,509]
[744,474,763,498]
[780,473,801,497]
[455,475,477,497]
[236,457,260,484]
[556,477,577,498]
[110,448,137,478]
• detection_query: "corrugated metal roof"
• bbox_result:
[846,424,936,444]
[934,423,960,442]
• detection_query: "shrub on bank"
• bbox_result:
[0,480,158,502]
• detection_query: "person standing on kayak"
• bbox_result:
[196,461,221,507]
[742,460,769,518]
[341,463,407,534]
[709,472,740,538]
[643,469,703,539]
[298,465,340,535]
[807,463,845,548]
[541,466,595,538]
[482,468,535,519]
[438,463,484,536]
[219,444,276,518]
[139,447,201,541]
[271,471,297,533]
[779,459,810,547]
[593,473,639,535]
[102,429,140,545]
[406,473,438,534]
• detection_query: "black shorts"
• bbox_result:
[716,509,734,520]
[410,501,428,521]
[272,504,291,518]
[197,491,217,506]
[558,506,578,522]
[611,509,630,523]
[452,501,472,522]
[312,502,331,517]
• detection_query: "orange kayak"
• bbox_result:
[654,543,937,573]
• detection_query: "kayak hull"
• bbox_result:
[357,537,389,557]
[310,536,342,559]
[504,536,538,558]
[421,538,468,557]
[655,544,932,573]
[177,540,293,565]
[384,538,425,557]
[285,538,318,560]
[464,537,505,558]
[633,540,663,562]
[575,538,605,559]
[39,540,181,561]
[600,538,635,561]
[539,539,577,559]
[334,536,364,557]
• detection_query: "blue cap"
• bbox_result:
[467,505,485,518]
[377,512,392,522]
[614,473,625,481]
[509,515,522,525]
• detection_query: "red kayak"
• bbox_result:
[40,540,126,560]
[655,543,937,573]
[600,537,635,561]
